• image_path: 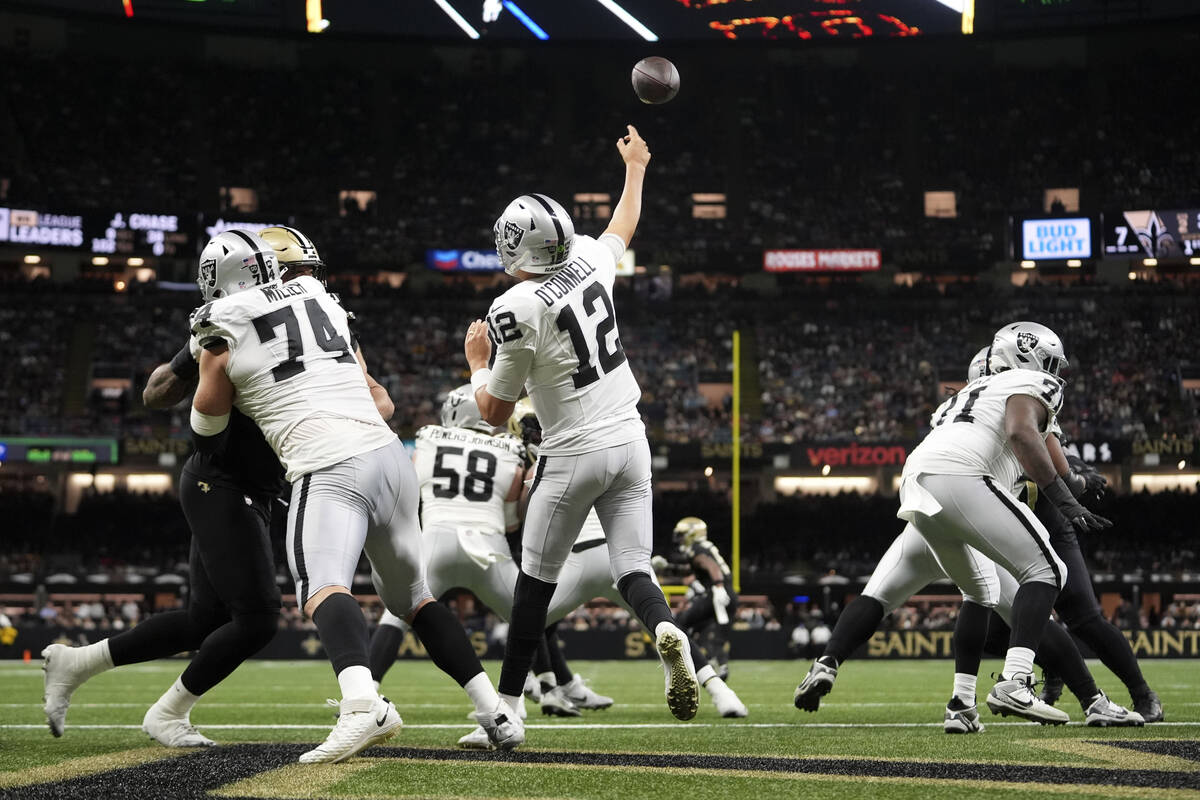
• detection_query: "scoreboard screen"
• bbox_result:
[0,437,119,465]
[0,206,192,257]
[1102,209,1200,258]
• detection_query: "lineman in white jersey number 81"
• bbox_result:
[894,321,1109,721]
[462,125,700,745]
[188,230,517,762]
[794,344,1140,731]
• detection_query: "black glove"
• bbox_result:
[1065,455,1107,503]
[1042,477,1112,533]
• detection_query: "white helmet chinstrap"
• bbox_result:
[441,385,497,434]
[988,321,1069,378]
[967,346,990,381]
[493,194,575,276]
[197,229,281,302]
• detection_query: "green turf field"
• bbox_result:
[1,657,1197,799]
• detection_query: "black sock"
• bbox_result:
[179,611,278,696]
[498,571,557,698]
[368,622,406,685]
[1071,616,1149,697]
[983,611,1012,658]
[688,632,710,672]
[311,593,370,676]
[953,601,991,677]
[617,571,673,633]
[409,601,485,687]
[1008,581,1059,652]
[824,596,885,665]
[1034,621,1098,703]
[532,631,553,679]
[108,611,205,666]
[544,623,573,686]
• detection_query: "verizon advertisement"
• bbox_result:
[764,249,881,272]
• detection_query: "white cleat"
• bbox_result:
[475,701,524,751]
[986,673,1070,725]
[560,673,614,711]
[540,686,582,717]
[457,725,494,750]
[522,673,543,704]
[299,695,401,764]
[655,622,699,721]
[793,657,838,712]
[704,676,748,718]
[1084,691,1145,727]
[42,644,110,738]
[943,697,985,734]
[142,704,217,748]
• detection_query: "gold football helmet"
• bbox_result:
[259,225,326,284]
[673,516,708,551]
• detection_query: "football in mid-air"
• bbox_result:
[631,56,680,104]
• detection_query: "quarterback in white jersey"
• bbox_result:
[190,230,516,762]
[461,125,700,738]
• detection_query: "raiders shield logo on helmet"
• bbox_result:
[199,258,217,290]
[1016,331,1039,353]
[502,220,525,252]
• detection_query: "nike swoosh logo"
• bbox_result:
[376,712,389,726]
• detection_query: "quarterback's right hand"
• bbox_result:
[616,125,650,169]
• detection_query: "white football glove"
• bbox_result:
[650,555,669,572]
[712,584,731,625]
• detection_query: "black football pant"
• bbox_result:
[107,468,280,695]
[676,592,736,673]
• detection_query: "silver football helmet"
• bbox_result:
[441,385,497,433]
[967,346,990,381]
[988,321,1069,378]
[197,229,280,302]
[493,194,575,276]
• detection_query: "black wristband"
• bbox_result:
[169,343,199,381]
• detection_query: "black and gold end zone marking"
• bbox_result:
[2,742,1199,800]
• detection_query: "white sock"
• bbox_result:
[703,675,729,697]
[696,664,717,687]
[156,677,201,718]
[464,673,501,715]
[499,692,523,714]
[337,665,376,701]
[80,640,114,674]
[952,673,977,705]
[1002,647,1036,679]
[536,671,557,690]
[372,680,381,694]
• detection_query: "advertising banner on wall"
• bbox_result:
[763,249,881,272]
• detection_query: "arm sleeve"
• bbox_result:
[597,232,625,263]
[485,299,538,402]
[488,346,534,402]
[169,342,199,382]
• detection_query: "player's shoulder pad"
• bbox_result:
[188,297,244,351]
[415,424,440,441]
[991,368,1064,415]
[487,291,540,349]
[489,432,528,458]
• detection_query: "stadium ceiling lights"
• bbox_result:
[593,0,659,41]
[433,0,481,39]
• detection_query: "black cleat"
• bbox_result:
[1038,670,1064,707]
[1133,690,1164,723]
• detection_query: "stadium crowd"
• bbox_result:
[1,281,1196,447]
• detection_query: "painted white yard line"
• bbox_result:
[4,722,1200,730]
